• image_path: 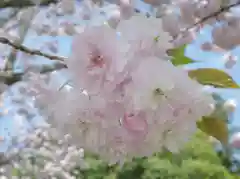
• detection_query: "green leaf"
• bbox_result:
[197,116,228,145]
[11,168,21,176]
[188,68,240,88]
[167,45,195,66]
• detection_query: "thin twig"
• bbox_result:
[4,6,39,71]
[174,0,240,39]
[58,80,70,91]
[0,153,12,166]
[0,62,68,85]
[0,36,66,61]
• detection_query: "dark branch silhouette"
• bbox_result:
[0,37,66,61]
[173,0,240,39]
[0,0,58,8]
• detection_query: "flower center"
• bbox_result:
[91,54,104,68]
[122,113,148,136]
[153,88,164,96]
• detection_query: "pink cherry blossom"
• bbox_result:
[107,9,121,29]
[68,25,129,95]
[122,111,148,139]
[117,14,173,58]
[118,0,134,20]
[29,21,215,165]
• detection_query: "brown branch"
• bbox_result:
[0,62,68,85]
[0,36,67,85]
[0,0,58,8]
[193,1,240,28]
[0,36,66,61]
[4,6,39,71]
[0,153,12,166]
[0,71,23,85]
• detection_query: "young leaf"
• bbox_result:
[167,45,195,66]
[197,116,228,145]
[188,68,240,88]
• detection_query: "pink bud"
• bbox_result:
[224,54,237,69]
[223,99,237,113]
[119,0,134,20]
[230,132,240,149]
[201,43,225,53]
[107,9,121,29]
[201,42,213,51]
[60,0,75,14]
[83,13,91,20]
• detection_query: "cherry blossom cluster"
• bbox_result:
[2,0,240,71]
[143,0,240,48]
[148,0,240,69]
[1,0,240,168]
[0,73,86,178]
[3,0,240,72]
[0,123,85,179]
[18,13,216,165]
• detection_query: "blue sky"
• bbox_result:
[0,0,240,151]
[185,26,240,128]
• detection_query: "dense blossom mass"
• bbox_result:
[19,13,216,165]
[0,0,240,177]
[0,123,85,178]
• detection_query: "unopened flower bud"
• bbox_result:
[224,55,237,69]
[223,99,237,113]
[107,9,121,29]
[230,132,240,148]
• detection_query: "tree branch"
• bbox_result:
[194,1,240,28]
[0,153,12,166]
[0,61,68,85]
[0,35,68,85]
[0,35,67,85]
[4,6,39,71]
[0,0,58,8]
[0,36,66,61]
[175,0,240,39]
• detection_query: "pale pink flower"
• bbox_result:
[68,25,129,95]
[121,111,148,139]
[59,0,75,14]
[126,57,174,110]
[223,99,237,113]
[117,14,173,58]
[107,9,121,29]
[118,0,134,20]
[62,47,215,164]
[80,0,94,20]
[28,22,216,165]
[125,56,215,151]
[0,56,6,70]
[61,22,76,35]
